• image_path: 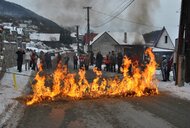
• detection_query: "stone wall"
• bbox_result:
[4,43,18,68]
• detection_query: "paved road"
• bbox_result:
[6,57,190,128]
[16,91,190,128]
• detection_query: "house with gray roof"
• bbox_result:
[143,27,175,64]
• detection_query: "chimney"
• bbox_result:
[124,32,127,43]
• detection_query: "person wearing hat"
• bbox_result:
[161,55,168,81]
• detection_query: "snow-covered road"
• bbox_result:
[0,66,32,127]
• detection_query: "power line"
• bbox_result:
[96,0,130,23]
[91,8,162,29]
[92,0,135,28]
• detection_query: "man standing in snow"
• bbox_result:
[24,49,30,71]
[73,54,78,70]
[161,55,168,81]
[16,47,25,72]
[45,52,52,69]
[96,51,103,70]
[117,52,123,73]
[110,51,116,72]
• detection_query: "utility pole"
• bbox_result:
[83,6,92,53]
[76,25,79,54]
[176,0,190,86]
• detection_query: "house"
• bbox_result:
[30,33,60,42]
[30,33,61,48]
[143,27,175,64]
[90,32,146,63]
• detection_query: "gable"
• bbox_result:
[155,29,174,50]
[91,32,119,56]
[91,32,119,47]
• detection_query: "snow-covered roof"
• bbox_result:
[109,32,145,45]
[30,33,60,41]
[90,32,104,45]
[90,32,145,45]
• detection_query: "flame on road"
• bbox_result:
[26,48,158,105]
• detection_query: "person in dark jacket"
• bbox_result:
[117,52,123,73]
[166,55,173,81]
[73,54,78,70]
[45,52,52,69]
[110,51,116,72]
[161,55,168,81]
[31,50,37,71]
[96,51,103,70]
[16,47,25,72]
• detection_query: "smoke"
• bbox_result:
[33,0,91,27]
[32,0,160,33]
[126,0,160,33]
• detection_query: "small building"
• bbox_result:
[143,27,175,64]
[90,32,146,63]
[30,33,60,42]
[30,33,61,48]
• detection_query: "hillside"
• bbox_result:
[0,0,63,33]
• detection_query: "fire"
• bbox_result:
[26,48,158,105]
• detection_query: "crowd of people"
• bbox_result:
[16,48,54,72]
[72,51,124,74]
[16,48,72,73]
[16,48,127,74]
[16,45,80,73]
[95,51,123,73]
[16,47,175,82]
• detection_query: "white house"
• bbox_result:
[143,27,174,50]
[143,27,175,64]
[30,33,60,42]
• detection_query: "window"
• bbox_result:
[165,36,168,43]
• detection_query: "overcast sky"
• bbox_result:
[6,0,181,43]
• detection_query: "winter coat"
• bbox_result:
[16,50,25,61]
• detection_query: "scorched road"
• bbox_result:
[15,92,190,128]
[14,69,190,128]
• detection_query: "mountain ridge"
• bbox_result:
[0,0,63,33]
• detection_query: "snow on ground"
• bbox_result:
[158,81,190,101]
[156,70,190,101]
[0,66,32,126]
